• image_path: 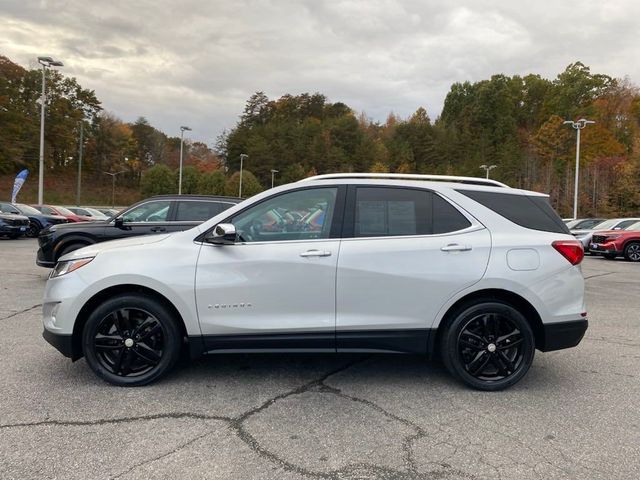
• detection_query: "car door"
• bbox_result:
[108,199,173,240]
[336,186,491,353]
[195,186,344,351]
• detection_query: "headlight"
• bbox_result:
[50,257,94,278]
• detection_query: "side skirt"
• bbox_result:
[189,329,434,356]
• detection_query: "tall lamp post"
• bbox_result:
[178,126,191,195]
[239,153,248,197]
[103,170,126,208]
[270,169,279,188]
[76,121,84,206]
[37,56,64,205]
[563,118,595,219]
[479,164,497,179]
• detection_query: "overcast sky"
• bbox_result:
[2,1,639,144]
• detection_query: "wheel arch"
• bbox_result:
[430,288,544,357]
[54,234,97,260]
[70,284,189,360]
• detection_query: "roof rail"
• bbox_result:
[299,173,509,188]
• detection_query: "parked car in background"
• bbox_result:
[590,221,640,261]
[565,218,605,230]
[37,195,241,267]
[32,205,93,223]
[0,202,68,237]
[42,174,586,391]
[66,207,110,220]
[571,218,640,251]
[95,207,120,217]
[0,211,30,238]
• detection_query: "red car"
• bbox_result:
[589,221,640,261]
[31,205,93,223]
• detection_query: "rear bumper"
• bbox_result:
[42,329,75,358]
[540,319,588,352]
[589,244,622,256]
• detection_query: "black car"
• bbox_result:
[37,194,241,267]
[0,202,68,237]
[0,211,30,238]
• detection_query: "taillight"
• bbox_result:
[552,240,584,265]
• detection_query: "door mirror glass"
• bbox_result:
[207,223,236,244]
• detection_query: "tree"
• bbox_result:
[198,170,227,195]
[180,165,200,194]
[140,164,175,196]
[225,170,263,198]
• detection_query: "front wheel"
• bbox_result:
[82,294,182,386]
[440,301,535,391]
[27,221,41,238]
[624,242,640,262]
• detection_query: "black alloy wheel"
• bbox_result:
[624,242,640,262]
[441,302,535,391]
[27,220,41,238]
[82,294,181,386]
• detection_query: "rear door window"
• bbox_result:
[175,201,221,221]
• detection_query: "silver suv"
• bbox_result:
[42,174,587,390]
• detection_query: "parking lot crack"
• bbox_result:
[110,430,213,479]
[0,304,41,321]
[0,411,232,430]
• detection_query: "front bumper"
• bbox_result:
[0,224,29,235]
[589,243,622,256]
[36,247,56,267]
[42,329,75,358]
[540,319,588,351]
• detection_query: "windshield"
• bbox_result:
[54,206,75,216]
[16,204,42,215]
[85,208,109,218]
[624,221,640,231]
[589,219,619,230]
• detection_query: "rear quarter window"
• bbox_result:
[457,190,569,234]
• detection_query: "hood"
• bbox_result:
[48,219,110,232]
[60,233,172,261]
[0,212,29,221]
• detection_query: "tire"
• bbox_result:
[82,294,182,386]
[27,221,41,238]
[624,242,640,262]
[603,253,616,260]
[440,301,535,391]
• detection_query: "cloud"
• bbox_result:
[1,0,639,143]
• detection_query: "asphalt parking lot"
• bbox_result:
[0,238,638,479]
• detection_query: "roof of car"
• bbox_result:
[146,194,242,201]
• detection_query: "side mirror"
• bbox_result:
[206,223,236,245]
[114,217,125,229]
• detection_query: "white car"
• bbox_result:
[42,174,587,391]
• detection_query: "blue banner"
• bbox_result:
[11,169,29,203]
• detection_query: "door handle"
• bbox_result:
[441,243,472,252]
[150,226,167,232]
[299,249,332,257]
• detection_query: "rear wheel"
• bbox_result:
[624,242,640,262]
[440,301,535,391]
[82,294,182,386]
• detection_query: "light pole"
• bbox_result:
[178,126,191,195]
[37,56,64,205]
[563,118,595,219]
[103,170,126,208]
[270,169,279,188]
[479,164,497,179]
[76,121,84,206]
[239,153,248,197]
